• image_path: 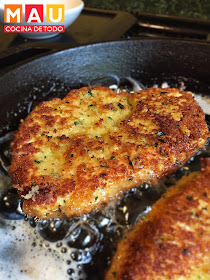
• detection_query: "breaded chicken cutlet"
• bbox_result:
[105,158,210,280]
[9,86,209,219]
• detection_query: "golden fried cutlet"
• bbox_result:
[9,86,209,219]
[105,158,210,280]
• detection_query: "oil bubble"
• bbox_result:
[65,221,100,250]
[0,189,23,220]
[38,219,69,242]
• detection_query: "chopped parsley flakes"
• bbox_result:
[157,131,165,137]
[117,102,124,109]
[34,160,42,164]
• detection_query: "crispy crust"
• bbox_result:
[9,86,209,219]
[105,158,210,280]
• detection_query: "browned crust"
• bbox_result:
[105,158,210,280]
[9,86,209,219]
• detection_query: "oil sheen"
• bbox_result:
[0,78,209,280]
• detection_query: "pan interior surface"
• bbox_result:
[0,39,209,280]
[0,39,209,135]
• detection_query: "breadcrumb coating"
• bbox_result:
[105,158,210,280]
[9,86,209,219]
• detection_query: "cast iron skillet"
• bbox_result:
[0,39,210,279]
[0,39,209,136]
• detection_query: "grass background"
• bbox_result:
[84,0,210,20]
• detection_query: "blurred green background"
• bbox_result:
[84,0,210,20]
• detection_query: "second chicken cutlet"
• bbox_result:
[105,158,210,280]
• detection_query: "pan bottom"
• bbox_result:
[0,77,209,280]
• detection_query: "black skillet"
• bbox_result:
[0,39,210,279]
[0,39,209,135]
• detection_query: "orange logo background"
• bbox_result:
[4,4,22,23]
